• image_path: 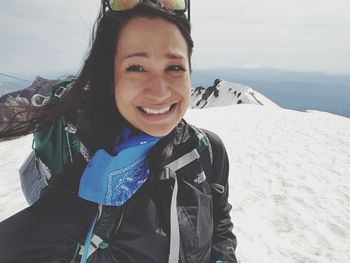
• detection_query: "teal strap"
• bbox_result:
[62,116,73,163]
[80,206,100,263]
[80,214,98,263]
[193,127,213,165]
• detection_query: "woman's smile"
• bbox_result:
[139,105,173,115]
[137,103,178,120]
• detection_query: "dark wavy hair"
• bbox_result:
[0,1,193,149]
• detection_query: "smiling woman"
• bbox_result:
[0,1,237,262]
[114,17,191,136]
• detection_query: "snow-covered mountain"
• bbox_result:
[1,84,350,262]
[190,79,279,109]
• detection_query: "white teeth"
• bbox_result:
[141,106,171,114]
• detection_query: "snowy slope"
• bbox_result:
[186,106,350,263]
[190,79,279,109]
[0,135,32,219]
[1,105,350,263]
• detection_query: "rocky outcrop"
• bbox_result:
[190,79,279,109]
[0,77,62,133]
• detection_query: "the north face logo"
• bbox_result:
[194,171,206,184]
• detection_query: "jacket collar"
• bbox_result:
[146,119,200,180]
[74,112,199,165]
[162,119,199,166]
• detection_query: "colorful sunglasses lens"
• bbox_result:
[160,0,186,11]
[109,0,140,11]
[108,0,186,11]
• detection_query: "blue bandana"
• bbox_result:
[79,129,161,206]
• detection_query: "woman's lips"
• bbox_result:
[137,103,177,120]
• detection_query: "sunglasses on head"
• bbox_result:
[103,0,191,20]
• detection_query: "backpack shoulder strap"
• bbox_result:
[192,125,213,177]
[192,126,225,194]
[72,205,126,262]
[193,126,213,164]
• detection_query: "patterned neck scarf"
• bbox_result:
[79,128,161,206]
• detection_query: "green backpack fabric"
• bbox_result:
[33,80,80,176]
[19,80,80,205]
[33,116,80,176]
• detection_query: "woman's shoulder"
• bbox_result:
[187,124,229,170]
[190,126,227,156]
[185,125,230,191]
[201,129,225,147]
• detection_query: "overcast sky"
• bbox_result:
[0,0,350,76]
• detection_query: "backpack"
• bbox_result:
[19,79,80,205]
[19,80,220,262]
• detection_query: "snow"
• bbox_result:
[0,135,31,219]
[1,104,350,263]
[186,105,350,263]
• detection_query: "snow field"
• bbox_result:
[185,105,350,263]
[0,105,350,262]
[0,135,31,220]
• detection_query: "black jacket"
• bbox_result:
[0,121,237,263]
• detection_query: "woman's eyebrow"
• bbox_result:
[123,52,185,61]
[123,52,148,60]
[165,52,185,60]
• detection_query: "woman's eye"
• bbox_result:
[167,65,186,72]
[126,65,145,72]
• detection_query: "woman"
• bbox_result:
[0,0,237,262]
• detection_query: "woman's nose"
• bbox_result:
[144,75,171,102]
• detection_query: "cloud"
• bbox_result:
[0,0,99,74]
[0,0,349,74]
[191,0,350,73]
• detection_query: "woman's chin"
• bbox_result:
[140,126,175,137]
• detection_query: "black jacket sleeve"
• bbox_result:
[206,130,238,263]
[0,158,97,263]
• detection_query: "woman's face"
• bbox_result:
[114,16,191,137]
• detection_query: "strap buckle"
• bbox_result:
[54,86,67,99]
[31,94,50,107]
[65,123,77,134]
